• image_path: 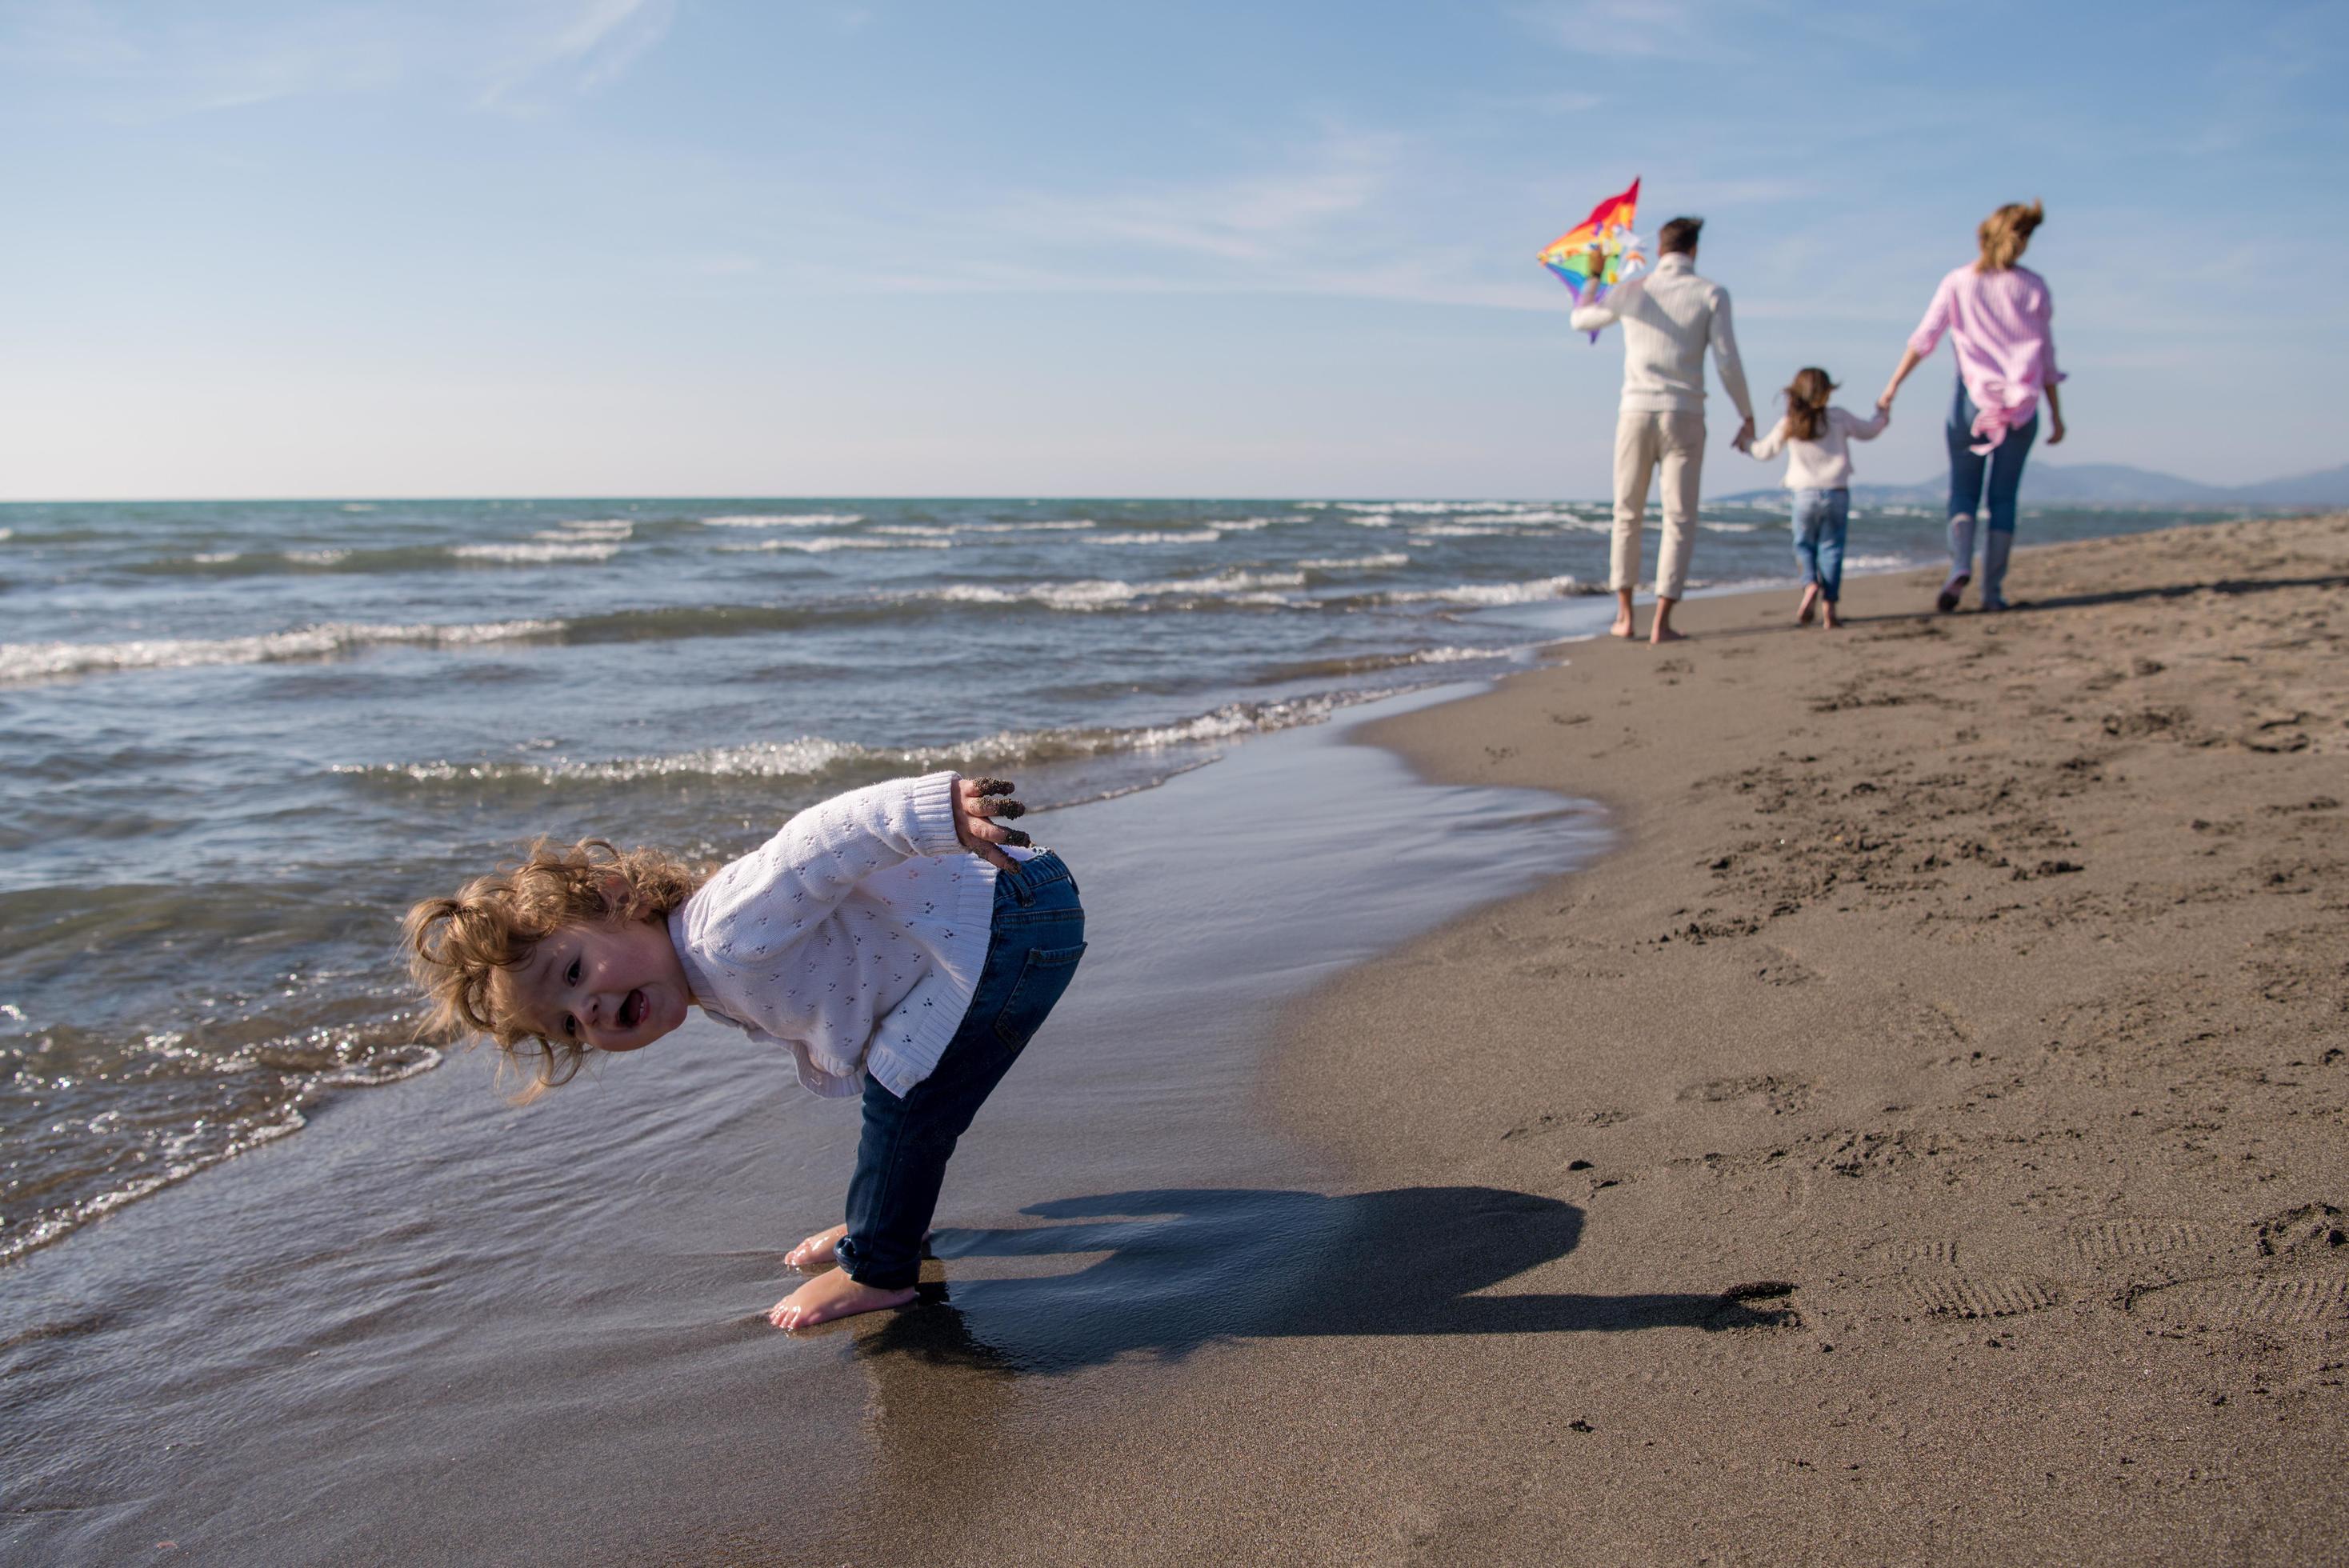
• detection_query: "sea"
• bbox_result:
[0,494,2247,1268]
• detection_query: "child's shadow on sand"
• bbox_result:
[858,1186,1795,1376]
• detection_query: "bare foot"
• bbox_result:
[1795,584,1819,626]
[1648,623,1687,644]
[785,1222,848,1272]
[1609,611,1637,639]
[768,1267,916,1331]
[1820,602,1842,630]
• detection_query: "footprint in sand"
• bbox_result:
[2067,1218,2231,1262]
[1903,1277,2062,1319]
[2124,1274,2349,1328]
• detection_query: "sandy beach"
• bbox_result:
[812,514,2349,1566]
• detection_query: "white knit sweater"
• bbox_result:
[1570,252,1755,422]
[667,773,1001,1099]
[1748,406,1889,490]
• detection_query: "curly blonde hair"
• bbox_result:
[402,838,710,1098]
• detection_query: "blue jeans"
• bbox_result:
[834,851,1086,1290]
[1791,487,1850,602]
[1946,378,2038,608]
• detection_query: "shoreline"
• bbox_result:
[810,513,2349,1564]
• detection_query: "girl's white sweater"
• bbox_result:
[1749,405,1889,490]
[667,773,1001,1099]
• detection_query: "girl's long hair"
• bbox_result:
[1782,367,1835,442]
[1975,200,2044,272]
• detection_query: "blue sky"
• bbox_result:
[3,0,2342,499]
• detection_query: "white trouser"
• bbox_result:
[1610,408,1706,599]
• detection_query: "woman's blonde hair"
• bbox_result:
[1975,200,2044,272]
[402,838,709,1098]
[1782,366,1836,442]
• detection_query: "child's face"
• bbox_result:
[500,916,694,1054]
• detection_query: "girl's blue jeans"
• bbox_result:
[834,851,1086,1291]
[1946,378,2038,609]
[1791,486,1850,602]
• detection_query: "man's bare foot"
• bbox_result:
[1649,622,1687,644]
[768,1267,916,1331]
[1609,612,1637,638]
[786,1222,848,1272]
[1795,584,1819,626]
[1820,602,1842,630]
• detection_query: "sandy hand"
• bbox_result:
[954,776,1032,870]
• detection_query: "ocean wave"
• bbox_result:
[924,569,1307,611]
[1089,530,1223,545]
[1296,552,1411,570]
[701,512,864,527]
[337,693,1391,794]
[1408,524,1514,539]
[451,541,623,564]
[0,618,563,684]
[547,518,636,540]
[1376,575,1593,606]
[1255,642,1541,683]
[715,535,954,553]
[1699,522,1760,534]
[954,520,1096,534]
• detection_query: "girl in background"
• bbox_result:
[1748,367,1887,630]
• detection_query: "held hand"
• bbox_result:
[954,777,1030,871]
[1731,415,1756,454]
[1876,386,1898,414]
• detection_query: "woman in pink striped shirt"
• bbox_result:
[1877,202,2068,613]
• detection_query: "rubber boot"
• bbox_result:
[1980,529,2014,611]
[1939,513,1975,612]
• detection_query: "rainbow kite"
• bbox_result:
[1539,178,1644,341]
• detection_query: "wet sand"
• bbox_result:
[821,514,2349,1565]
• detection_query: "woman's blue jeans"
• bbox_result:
[834,851,1086,1291]
[1946,378,2038,609]
[1791,487,1850,602]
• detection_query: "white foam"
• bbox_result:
[285,548,350,565]
[1298,552,1411,570]
[1089,530,1222,545]
[1699,521,1760,534]
[451,541,622,564]
[0,618,562,684]
[547,518,635,540]
[1383,575,1585,606]
[717,536,954,554]
[701,512,864,527]
[1408,524,1512,539]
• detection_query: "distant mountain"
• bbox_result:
[1719,460,2349,510]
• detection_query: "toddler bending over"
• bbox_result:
[404,772,1085,1331]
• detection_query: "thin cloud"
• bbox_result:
[479,0,678,110]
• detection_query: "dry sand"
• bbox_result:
[817,514,2348,1566]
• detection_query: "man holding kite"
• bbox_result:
[1551,194,1755,644]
